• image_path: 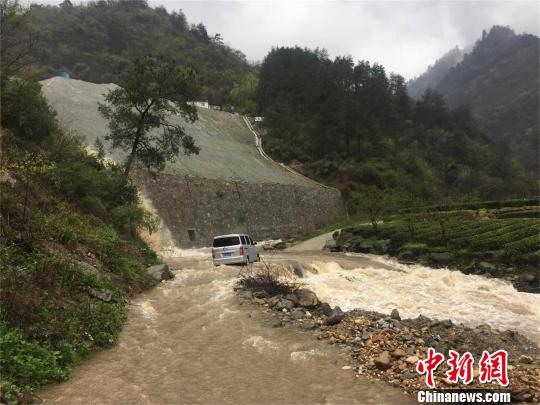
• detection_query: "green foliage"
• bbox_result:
[25,1,251,104]
[230,71,259,114]
[434,26,539,174]
[0,322,68,389]
[98,55,200,175]
[0,77,58,144]
[0,66,159,397]
[257,46,536,200]
[0,0,37,75]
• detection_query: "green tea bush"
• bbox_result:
[503,235,540,256]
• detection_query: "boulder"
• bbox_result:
[325,306,345,325]
[405,355,419,365]
[287,260,305,278]
[373,239,390,255]
[295,288,319,307]
[89,288,112,302]
[320,302,333,317]
[479,261,496,271]
[284,293,299,305]
[392,348,407,358]
[352,240,373,253]
[238,290,253,299]
[291,309,305,319]
[518,355,533,364]
[74,260,98,274]
[400,371,415,381]
[146,264,173,281]
[267,319,283,328]
[429,252,452,264]
[390,309,401,320]
[374,351,392,371]
[252,290,269,299]
[275,298,294,310]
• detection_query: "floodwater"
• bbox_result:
[294,252,540,344]
[41,253,411,404]
[41,250,539,403]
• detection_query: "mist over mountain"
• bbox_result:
[409,26,539,173]
[437,26,539,170]
[407,47,465,99]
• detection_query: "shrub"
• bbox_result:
[238,267,301,296]
[0,323,68,389]
[400,243,429,255]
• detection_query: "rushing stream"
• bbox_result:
[298,253,540,344]
[41,254,411,404]
[41,250,539,403]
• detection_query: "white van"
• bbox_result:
[212,234,260,266]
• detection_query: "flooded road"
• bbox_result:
[41,253,411,404]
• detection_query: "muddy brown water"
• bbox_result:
[41,255,412,404]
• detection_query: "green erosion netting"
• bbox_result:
[40,77,317,187]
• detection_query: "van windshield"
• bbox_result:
[213,236,240,247]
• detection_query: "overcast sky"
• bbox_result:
[38,0,540,79]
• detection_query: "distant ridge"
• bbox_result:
[409,26,539,172]
[407,46,465,99]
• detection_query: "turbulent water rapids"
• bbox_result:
[41,250,539,404]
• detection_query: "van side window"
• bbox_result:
[240,235,246,245]
[248,236,254,245]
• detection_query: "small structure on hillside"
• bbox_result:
[188,100,209,109]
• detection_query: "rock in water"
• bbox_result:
[390,309,401,320]
[238,290,253,299]
[325,306,344,325]
[267,319,283,328]
[295,288,319,307]
[320,302,333,316]
[430,252,452,264]
[146,264,173,281]
[287,261,305,278]
[374,351,392,371]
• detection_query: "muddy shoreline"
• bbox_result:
[236,281,540,402]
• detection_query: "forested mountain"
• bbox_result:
[257,47,536,201]
[435,26,539,173]
[407,46,464,99]
[25,0,252,104]
[408,26,539,174]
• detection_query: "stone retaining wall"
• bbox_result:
[136,172,342,247]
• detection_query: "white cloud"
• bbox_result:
[31,0,540,79]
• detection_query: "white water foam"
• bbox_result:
[243,336,279,353]
[303,254,540,343]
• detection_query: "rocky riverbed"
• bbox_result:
[236,278,540,402]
